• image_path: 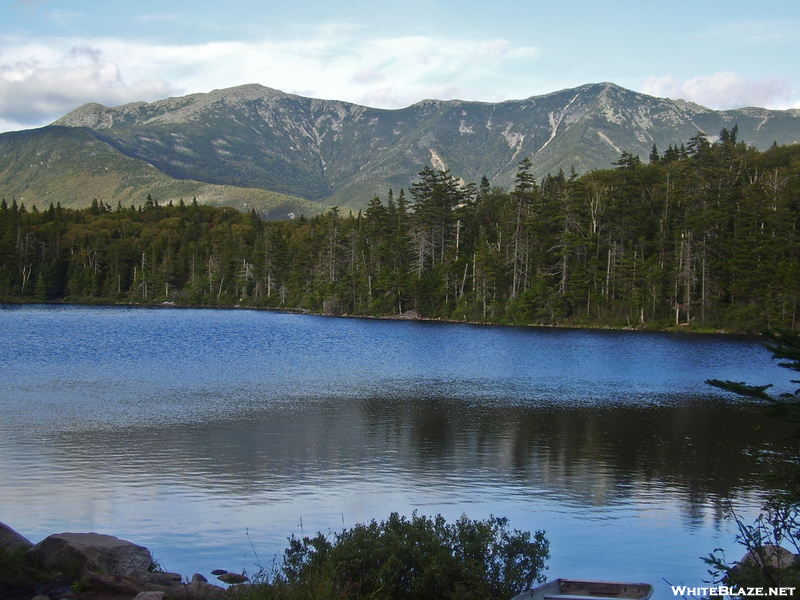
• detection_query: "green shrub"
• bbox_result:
[238,512,548,600]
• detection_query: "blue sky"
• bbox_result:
[1,0,798,132]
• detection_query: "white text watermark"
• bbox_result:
[672,586,796,597]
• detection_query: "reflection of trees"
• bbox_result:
[360,395,791,522]
[47,394,789,524]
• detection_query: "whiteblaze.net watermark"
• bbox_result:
[672,586,796,597]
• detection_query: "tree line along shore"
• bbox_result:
[2,127,799,332]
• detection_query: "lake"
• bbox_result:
[0,304,794,598]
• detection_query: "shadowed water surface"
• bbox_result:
[0,305,794,598]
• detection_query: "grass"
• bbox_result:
[0,547,56,588]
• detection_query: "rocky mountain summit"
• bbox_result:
[2,82,799,215]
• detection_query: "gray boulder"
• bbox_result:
[217,572,248,584]
[0,521,33,553]
[27,532,153,579]
[146,572,175,587]
[83,570,227,599]
[130,569,183,587]
[184,579,226,599]
[739,544,799,570]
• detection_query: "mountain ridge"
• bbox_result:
[1,82,798,216]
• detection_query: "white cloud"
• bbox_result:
[642,72,795,110]
[351,67,385,84]
[123,32,535,107]
[0,27,539,131]
[0,41,177,127]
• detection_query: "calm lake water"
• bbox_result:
[0,304,795,598]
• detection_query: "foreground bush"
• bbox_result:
[236,512,549,600]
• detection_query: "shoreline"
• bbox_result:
[0,298,761,337]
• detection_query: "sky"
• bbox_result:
[1,0,798,133]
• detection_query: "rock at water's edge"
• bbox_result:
[217,572,249,584]
[28,532,153,578]
[738,544,800,570]
[0,522,34,553]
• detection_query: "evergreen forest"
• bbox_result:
[2,127,799,332]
